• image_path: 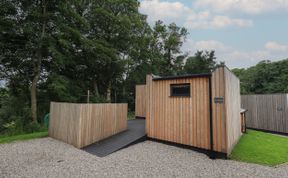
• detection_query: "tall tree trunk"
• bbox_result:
[93,79,99,97]
[106,81,111,102]
[31,0,46,123]
[31,66,40,123]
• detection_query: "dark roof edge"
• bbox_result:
[152,73,211,81]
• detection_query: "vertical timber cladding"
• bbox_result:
[49,102,128,148]
[211,67,227,153]
[211,66,242,154]
[241,94,288,134]
[135,85,146,118]
[146,75,211,150]
[224,67,241,155]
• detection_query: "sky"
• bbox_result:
[139,0,288,68]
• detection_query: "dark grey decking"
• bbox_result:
[82,119,146,157]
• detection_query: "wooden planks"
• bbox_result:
[211,66,242,154]
[145,76,211,150]
[241,94,288,134]
[223,67,241,155]
[49,102,128,148]
[211,66,227,153]
[135,85,146,118]
[145,66,241,154]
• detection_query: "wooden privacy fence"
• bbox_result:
[241,94,288,134]
[135,85,146,118]
[49,102,128,148]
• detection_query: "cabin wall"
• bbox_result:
[211,66,241,154]
[224,67,242,155]
[146,66,241,154]
[146,76,211,150]
[135,85,146,118]
[211,67,227,153]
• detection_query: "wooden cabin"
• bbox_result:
[135,65,242,156]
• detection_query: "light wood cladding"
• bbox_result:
[211,67,227,153]
[49,102,127,148]
[211,66,242,154]
[146,76,211,150]
[224,67,241,155]
[145,66,242,155]
[135,85,146,118]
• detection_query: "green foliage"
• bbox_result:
[0,0,219,136]
[24,122,46,133]
[184,51,217,74]
[232,59,288,94]
[0,131,48,144]
[230,130,288,166]
[128,112,135,120]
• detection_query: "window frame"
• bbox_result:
[170,83,191,97]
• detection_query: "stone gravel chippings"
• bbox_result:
[0,138,287,178]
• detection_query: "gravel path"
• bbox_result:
[0,138,287,178]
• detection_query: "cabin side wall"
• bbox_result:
[135,85,146,118]
[146,76,211,150]
[224,67,242,155]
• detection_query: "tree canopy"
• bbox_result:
[1,0,218,134]
[232,59,288,94]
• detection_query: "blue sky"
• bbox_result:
[139,0,288,68]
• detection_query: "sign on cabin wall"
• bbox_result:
[214,97,224,104]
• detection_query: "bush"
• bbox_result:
[2,116,24,135]
[24,122,46,133]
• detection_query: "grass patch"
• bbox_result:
[128,112,135,120]
[0,131,48,144]
[230,129,288,166]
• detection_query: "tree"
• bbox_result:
[184,50,217,74]
[232,59,288,94]
[0,0,88,122]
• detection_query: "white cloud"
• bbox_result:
[220,50,271,68]
[184,14,253,29]
[265,42,288,51]
[194,0,288,14]
[140,0,253,29]
[183,39,230,52]
[183,40,288,68]
[140,0,191,23]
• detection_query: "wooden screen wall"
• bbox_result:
[146,76,211,150]
[223,67,241,154]
[135,85,146,118]
[241,94,288,134]
[211,66,241,154]
[49,102,127,148]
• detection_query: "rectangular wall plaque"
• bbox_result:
[214,97,224,103]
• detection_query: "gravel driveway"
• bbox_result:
[0,138,287,178]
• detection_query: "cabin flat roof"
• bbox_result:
[152,73,211,81]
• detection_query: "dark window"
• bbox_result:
[170,83,190,97]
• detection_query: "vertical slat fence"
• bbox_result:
[49,102,128,148]
[241,94,288,134]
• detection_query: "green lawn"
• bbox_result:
[0,131,48,144]
[230,129,288,166]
